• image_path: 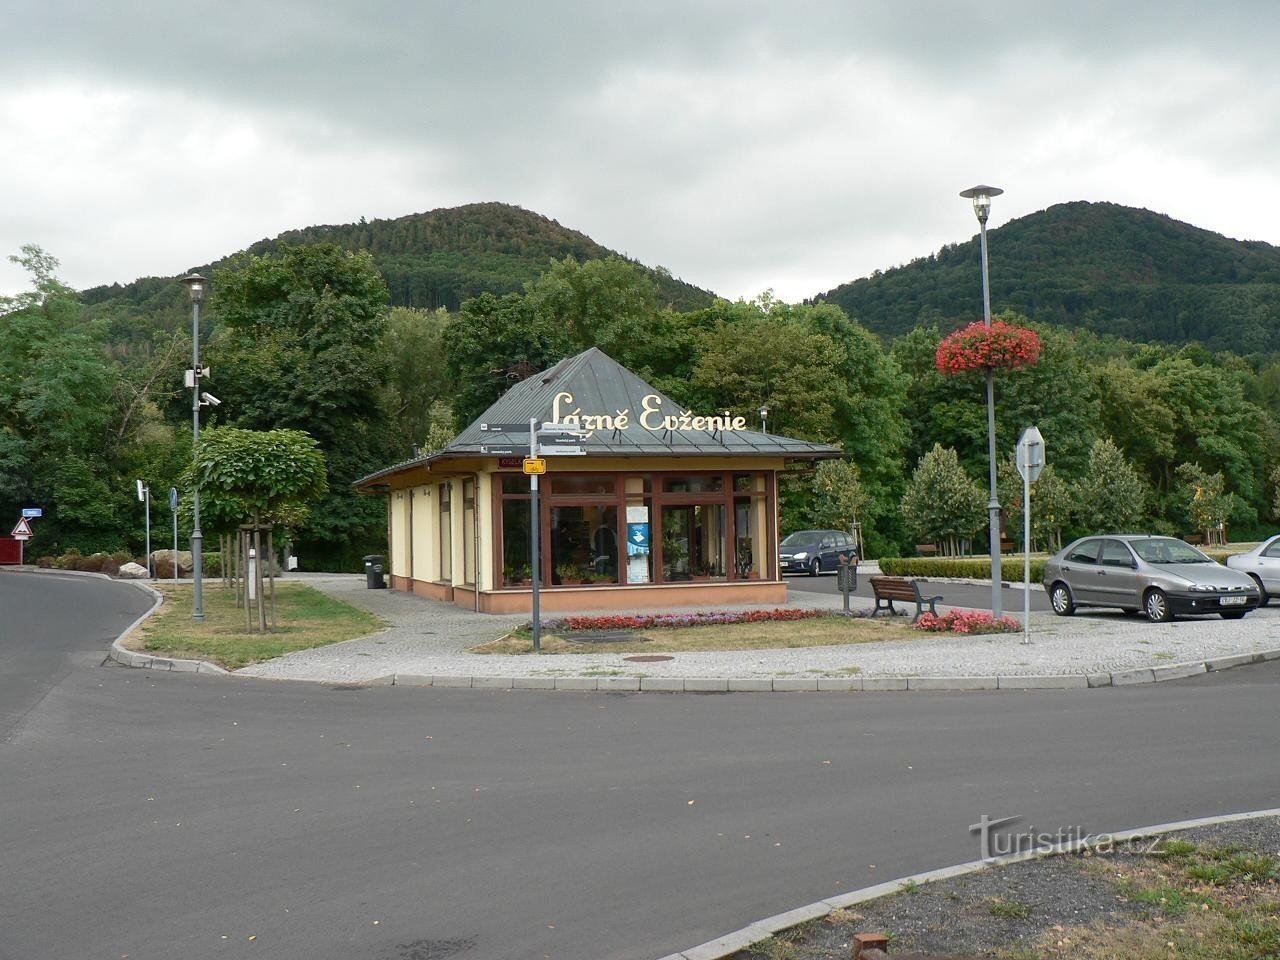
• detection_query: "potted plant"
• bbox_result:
[555,563,584,586]
[662,533,688,577]
[736,537,754,578]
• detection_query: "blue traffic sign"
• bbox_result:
[169,487,179,511]
[21,507,42,518]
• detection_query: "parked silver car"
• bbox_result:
[1224,534,1280,606]
[1043,534,1260,622]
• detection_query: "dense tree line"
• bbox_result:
[5,218,1280,568]
[819,201,1280,354]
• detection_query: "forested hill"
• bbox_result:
[817,201,1280,353]
[82,202,715,318]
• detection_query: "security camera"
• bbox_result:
[200,392,222,407]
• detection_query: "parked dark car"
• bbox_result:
[1042,534,1260,622]
[779,530,857,576]
[1224,534,1280,606]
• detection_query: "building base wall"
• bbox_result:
[388,579,787,614]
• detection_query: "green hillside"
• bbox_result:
[81,202,715,338]
[817,201,1280,353]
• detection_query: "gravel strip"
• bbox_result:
[233,574,1280,683]
[731,816,1280,959]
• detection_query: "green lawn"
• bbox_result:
[130,581,386,669]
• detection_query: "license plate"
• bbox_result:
[1220,595,1247,606]
[780,561,791,570]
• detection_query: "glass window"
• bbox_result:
[551,475,614,496]
[550,505,619,584]
[1265,538,1280,559]
[662,475,724,493]
[462,480,476,585]
[1065,540,1099,565]
[501,499,531,586]
[438,482,452,582]
[501,475,528,495]
[661,503,726,580]
[1100,540,1134,567]
[734,497,763,578]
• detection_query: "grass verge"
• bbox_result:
[128,581,387,669]
[470,614,917,655]
[733,820,1280,960]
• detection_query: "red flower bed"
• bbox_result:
[538,608,825,632]
[936,320,1042,374]
[913,610,1021,634]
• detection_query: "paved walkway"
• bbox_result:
[232,573,1280,689]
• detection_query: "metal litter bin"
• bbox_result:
[363,554,387,589]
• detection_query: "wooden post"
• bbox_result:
[268,527,277,631]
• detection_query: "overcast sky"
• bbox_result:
[4,1,1278,304]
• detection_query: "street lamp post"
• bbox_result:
[759,404,769,436]
[959,184,1004,618]
[182,273,208,621]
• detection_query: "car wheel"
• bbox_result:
[1144,588,1172,623]
[808,557,821,577]
[1220,610,1248,620]
[1249,575,1270,607]
[1049,582,1075,616]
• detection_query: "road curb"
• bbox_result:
[106,579,230,675]
[658,806,1280,960]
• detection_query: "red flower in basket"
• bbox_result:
[935,320,1042,375]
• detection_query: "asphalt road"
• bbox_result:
[1,573,1277,960]
[0,570,152,742]
[786,569,1054,613]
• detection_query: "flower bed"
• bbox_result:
[936,320,1042,374]
[533,608,827,632]
[913,610,1021,634]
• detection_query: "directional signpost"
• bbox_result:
[528,422,592,652]
[1015,426,1046,645]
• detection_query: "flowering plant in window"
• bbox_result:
[935,320,1042,375]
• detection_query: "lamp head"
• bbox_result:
[959,184,1003,224]
[758,404,769,419]
[181,272,208,304]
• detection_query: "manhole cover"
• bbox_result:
[564,631,647,644]
[624,654,674,662]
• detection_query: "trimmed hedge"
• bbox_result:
[879,556,1048,584]
[881,546,1238,584]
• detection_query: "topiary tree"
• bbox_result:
[183,427,327,631]
[900,444,986,556]
[1174,462,1233,544]
[1273,464,1280,521]
[998,455,1072,554]
[1072,438,1148,533]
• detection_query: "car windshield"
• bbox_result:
[780,532,818,547]
[1131,538,1211,564]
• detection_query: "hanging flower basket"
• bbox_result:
[935,320,1042,375]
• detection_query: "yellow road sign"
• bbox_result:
[522,457,546,475]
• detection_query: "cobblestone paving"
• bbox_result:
[233,573,1280,684]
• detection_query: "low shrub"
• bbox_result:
[879,556,1046,584]
[914,610,1021,634]
[55,550,81,570]
[75,554,105,572]
[99,557,121,577]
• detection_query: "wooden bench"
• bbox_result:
[869,575,943,622]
